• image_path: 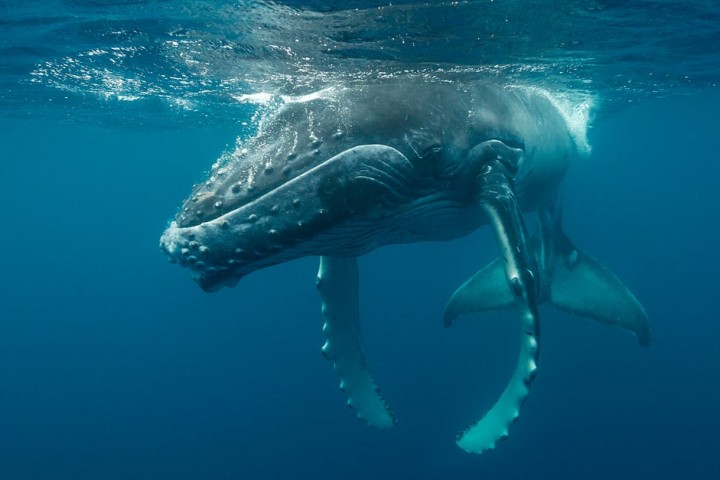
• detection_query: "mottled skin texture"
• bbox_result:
[159,83,647,453]
[161,83,573,290]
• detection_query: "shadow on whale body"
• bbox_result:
[160,82,649,453]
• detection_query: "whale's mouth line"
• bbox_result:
[175,136,522,233]
[162,144,431,291]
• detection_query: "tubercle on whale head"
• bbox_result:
[171,83,526,230]
[159,141,438,292]
[175,89,354,230]
[175,138,336,230]
[159,83,575,291]
[159,220,242,292]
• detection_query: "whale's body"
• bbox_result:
[160,83,649,453]
[162,84,572,290]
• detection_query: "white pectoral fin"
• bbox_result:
[452,142,542,454]
[453,198,540,454]
[316,256,395,429]
[457,311,538,453]
[549,245,650,346]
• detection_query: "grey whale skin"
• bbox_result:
[160,83,649,454]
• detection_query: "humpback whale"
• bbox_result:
[160,83,649,453]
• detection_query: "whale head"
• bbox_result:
[159,84,575,291]
[159,87,486,291]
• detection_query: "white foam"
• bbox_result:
[231,92,274,105]
[280,87,338,104]
[525,86,596,157]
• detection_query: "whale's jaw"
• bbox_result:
[160,142,482,291]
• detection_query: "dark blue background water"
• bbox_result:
[2,0,720,478]
[1,90,719,479]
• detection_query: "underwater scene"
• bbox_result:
[1,1,719,479]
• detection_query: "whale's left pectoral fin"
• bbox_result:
[317,256,396,429]
[451,140,541,454]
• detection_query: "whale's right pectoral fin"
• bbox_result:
[317,256,396,429]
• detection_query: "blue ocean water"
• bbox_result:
[1,1,720,479]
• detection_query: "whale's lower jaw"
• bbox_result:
[159,144,485,291]
[160,192,483,291]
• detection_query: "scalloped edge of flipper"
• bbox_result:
[457,144,541,454]
[456,309,539,453]
[317,256,396,429]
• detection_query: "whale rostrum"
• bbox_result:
[160,83,649,453]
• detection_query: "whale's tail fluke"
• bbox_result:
[537,207,650,345]
[444,207,650,345]
[444,203,649,454]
